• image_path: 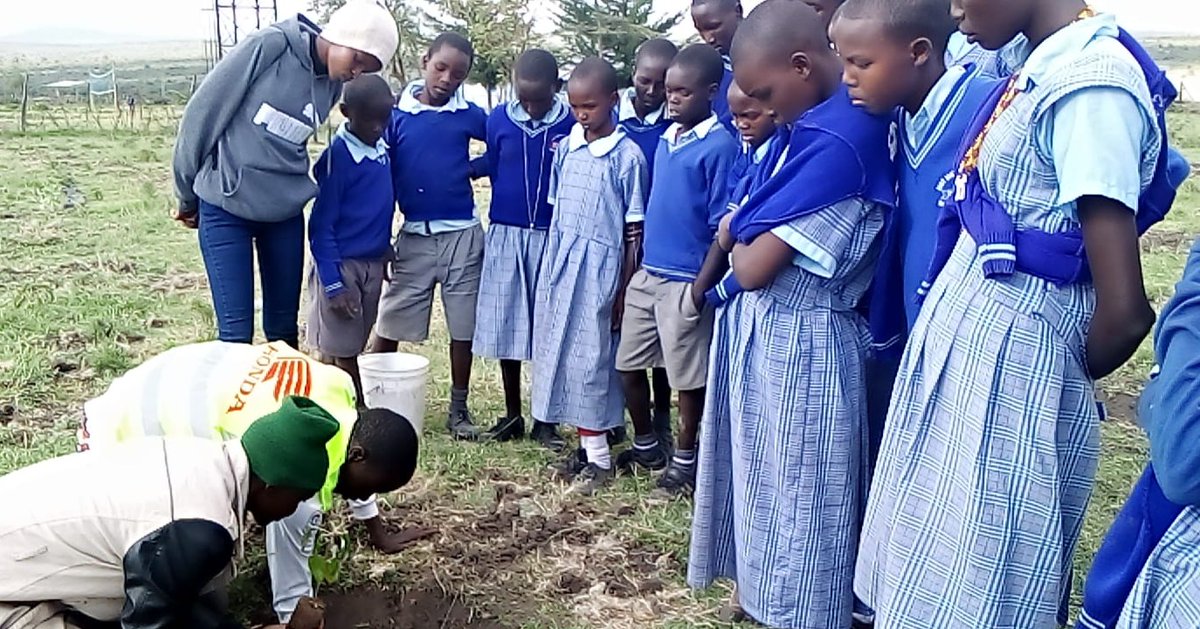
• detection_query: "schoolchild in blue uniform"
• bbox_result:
[620,38,678,183]
[857,0,1173,626]
[829,0,999,475]
[374,33,489,440]
[724,81,776,213]
[1076,234,1200,629]
[615,44,737,497]
[687,2,895,626]
[307,75,396,403]
[474,50,573,451]
[690,0,740,134]
[534,58,648,495]
[617,38,677,446]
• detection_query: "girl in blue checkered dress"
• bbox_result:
[855,3,1166,628]
[686,3,896,626]
[531,58,647,494]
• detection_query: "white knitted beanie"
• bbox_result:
[321,0,400,69]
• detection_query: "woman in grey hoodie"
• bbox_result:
[172,0,398,348]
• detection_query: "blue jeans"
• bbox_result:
[198,201,304,346]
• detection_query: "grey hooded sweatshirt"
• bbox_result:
[172,15,342,223]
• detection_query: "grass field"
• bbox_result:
[1,103,1198,628]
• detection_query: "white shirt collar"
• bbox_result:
[566,123,627,157]
[397,80,470,114]
[904,64,968,146]
[618,87,665,124]
[751,138,771,164]
[507,96,568,127]
[1016,13,1117,91]
[336,122,388,163]
[663,115,720,148]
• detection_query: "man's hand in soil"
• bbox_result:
[287,596,326,629]
[363,515,437,554]
[329,292,360,320]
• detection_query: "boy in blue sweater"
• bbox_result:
[619,38,678,181]
[616,44,737,497]
[374,32,489,441]
[475,49,573,451]
[690,0,740,134]
[829,0,998,472]
[308,75,396,404]
[617,37,678,448]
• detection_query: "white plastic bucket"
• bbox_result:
[357,353,430,434]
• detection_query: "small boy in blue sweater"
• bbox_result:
[374,32,488,440]
[617,37,678,447]
[725,81,777,211]
[620,38,678,182]
[307,74,395,403]
[616,44,737,497]
[829,0,998,472]
[474,49,574,451]
[690,0,741,133]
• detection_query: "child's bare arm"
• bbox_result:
[730,232,795,291]
[1079,195,1155,378]
[692,241,731,307]
[615,222,644,330]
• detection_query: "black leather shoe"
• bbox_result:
[529,420,566,451]
[483,415,525,442]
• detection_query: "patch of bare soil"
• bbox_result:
[1099,390,1139,424]
[321,584,508,629]
[1141,227,1192,251]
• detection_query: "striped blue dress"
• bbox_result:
[474,225,548,361]
[688,197,883,628]
[856,17,1161,629]
[1116,508,1200,628]
[531,126,647,431]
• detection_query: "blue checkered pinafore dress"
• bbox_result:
[531,137,645,431]
[1115,507,1200,628]
[688,197,883,628]
[855,38,1160,629]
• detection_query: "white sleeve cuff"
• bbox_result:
[348,495,380,520]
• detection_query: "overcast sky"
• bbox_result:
[2,0,1198,42]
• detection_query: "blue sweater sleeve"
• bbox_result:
[707,141,736,231]
[309,145,346,296]
[479,109,501,181]
[386,108,404,206]
[1147,238,1200,505]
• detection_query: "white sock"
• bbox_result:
[579,434,612,470]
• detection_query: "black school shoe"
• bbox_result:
[529,420,566,451]
[615,441,669,473]
[483,415,525,442]
[551,448,588,482]
[446,408,482,441]
[569,463,614,495]
[653,459,696,498]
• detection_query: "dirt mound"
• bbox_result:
[322,584,508,629]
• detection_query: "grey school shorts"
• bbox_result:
[615,269,714,391]
[376,224,484,343]
[306,258,386,358]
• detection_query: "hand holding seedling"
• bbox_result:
[286,596,326,629]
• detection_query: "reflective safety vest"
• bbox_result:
[81,341,357,511]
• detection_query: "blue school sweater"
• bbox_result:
[643,117,738,282]
[485,101,574,229]
[894,65,996,329]
[714,59,735,135]
[309,130,394,295]
[386,83,487,224]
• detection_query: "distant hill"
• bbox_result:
[0,40,207,70]
[0,27,192,46]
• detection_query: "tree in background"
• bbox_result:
[554,0,680,84]
[426,0,538,108]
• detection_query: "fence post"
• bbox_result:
[19,73,29,133]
